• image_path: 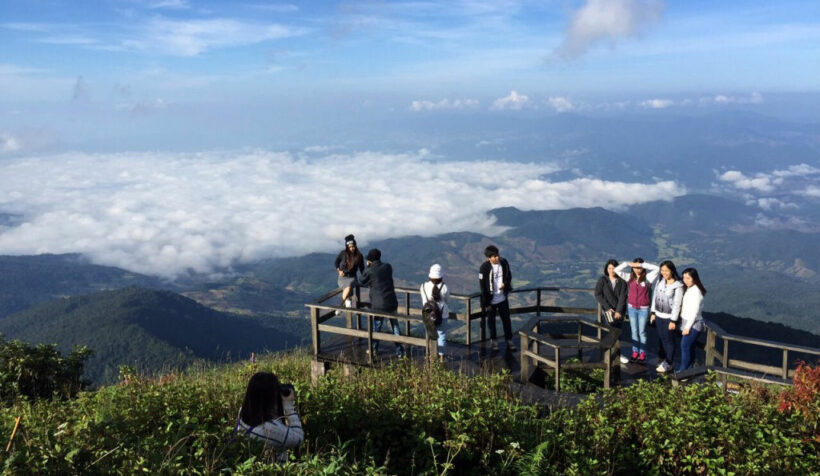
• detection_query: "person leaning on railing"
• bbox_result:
[420,263,449,362]
[236,372,304,463]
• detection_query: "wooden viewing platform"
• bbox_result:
[305,285,820,403]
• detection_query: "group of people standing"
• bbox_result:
[594,259,707,373]
[336,234,707,373]
[334,236,519,359]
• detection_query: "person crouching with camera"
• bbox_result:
[237,371,304,462]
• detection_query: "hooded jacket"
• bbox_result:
[651,278,684,321]
[358,259,398,312]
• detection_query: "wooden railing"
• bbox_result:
[305,286,601,364]
[703,320,820,390]
[519,316,621,390]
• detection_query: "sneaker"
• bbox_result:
[491,339,499,351]
[656,361,671,373]
[344,299,352,308]
[631,351,639,360]
[638,351,646,362]
[506,340,517,351]
[619,355,630,365]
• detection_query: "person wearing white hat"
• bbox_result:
[420,263,448,362]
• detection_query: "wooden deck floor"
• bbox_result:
[316,323,698,407]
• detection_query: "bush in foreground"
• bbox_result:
[1,351,818,475]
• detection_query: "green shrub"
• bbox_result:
[2,353,818,475]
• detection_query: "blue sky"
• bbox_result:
[1,0,819,276]
[2,0,819,104]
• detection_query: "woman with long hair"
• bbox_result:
[678,268,707,372]
[614,258,659,364]
[237,372,304,462]
[649,260,684,373]
[420,263,449,362]
[595,259,628,364]
[334,234,364,310]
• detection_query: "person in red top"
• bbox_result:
[615,258,660,363]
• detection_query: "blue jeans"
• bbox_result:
[374,317,403,355]
[628,305,649,354]
[678,327,700,372]
[436,320,447,355]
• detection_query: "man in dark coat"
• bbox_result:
[478,245,516,351]
[358,249,403,356]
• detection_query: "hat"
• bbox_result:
[344,234,356,246]
[366,249,381,261]
[428,264,443,279]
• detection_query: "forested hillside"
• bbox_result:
[0,288,307,384]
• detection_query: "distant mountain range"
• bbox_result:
[0,288,307,384]
[1,195,818,337]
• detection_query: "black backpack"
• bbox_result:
[421,284,443,334]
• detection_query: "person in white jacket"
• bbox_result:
[649,260,684,373]
[237,372,304,462]
[420,264,448,361]
[677,268,706,373]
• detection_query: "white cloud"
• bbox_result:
[490,90,529,110]
[0,150,685,278]
[801,186,820,198]
[755,198,798,211]
[0,133,20,153]
[556,0,664,59]
[410,98,479,111]
[719,164,820,196]
[547,96,575,112]
[718,170,778,193]
[640,98,674,109]
[125,18,309,56]
[705,92,763,105]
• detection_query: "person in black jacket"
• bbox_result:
[478,245,516,351]
[594,259,629,364]
[358,249,402,356]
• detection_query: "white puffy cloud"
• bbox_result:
[718,170,778,192]
[0,150,685,278]
[800,186,820,198]
[640,98,674,109]
[755,198,798,211]
[0,132,20,153]
[490,90,529,110]
[547,96,575,112]
[556,0,664,59]
[410,98,479,111]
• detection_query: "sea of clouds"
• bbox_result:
[0,150,684,278]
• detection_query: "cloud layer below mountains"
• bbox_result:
[0,150,684,278]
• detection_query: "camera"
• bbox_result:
[280,383,295,397]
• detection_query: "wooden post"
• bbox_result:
[536,289,541,317]
[722,340,729,391]
[520,334,530,383]
[554,347,561,391]
[782,349,789,380]
[310,306,320,358]
[603,347,611,389]
[404,292,411,336]
[596,303,602,342]
[705,327,715,366]
[367,314,374,365]
[532,321,539,357]
[466,298,472,348]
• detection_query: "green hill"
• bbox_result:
[0,254,165,318]
[0,288,308,384]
